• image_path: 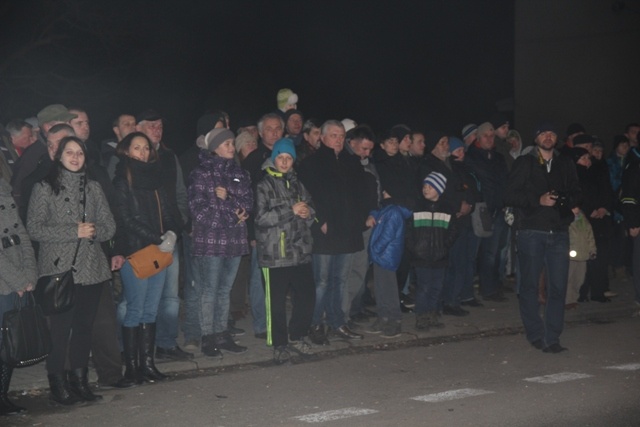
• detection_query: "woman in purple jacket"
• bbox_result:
[188,128,253,357]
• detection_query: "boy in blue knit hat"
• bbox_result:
[406,172,458,330]
[255,138,317,364]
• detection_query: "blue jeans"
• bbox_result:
[444,225,478,305]
[312,253,353,329]
[181,234,200,342]
[478,214,509,297]
[249,246,266,334]
[415,267,446,313]
[516,229,569,346]
[156,245,181,349]
[119,260,167,327]
[192,255,241,336]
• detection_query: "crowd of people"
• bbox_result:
[0,88,639,415]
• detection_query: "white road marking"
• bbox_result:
[411,388,495,402]
[604,363,640,371]
[293,407,379,423]
[524,372,593,384]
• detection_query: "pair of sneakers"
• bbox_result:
[365,317,402,338]
[273,339,313,365]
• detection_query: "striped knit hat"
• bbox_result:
[423,172,447,196]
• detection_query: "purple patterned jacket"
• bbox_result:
[188,151,253,257]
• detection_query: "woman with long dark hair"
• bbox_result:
[27,136,115,405]
[113,132,178,384]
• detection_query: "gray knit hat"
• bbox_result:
[197,128,235,152]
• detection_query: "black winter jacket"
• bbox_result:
[465,143,509,217]
[112,157,178,257]
[505,148,581,232]
[297,144,366,254]
[374,149,420,210]
[406,197,457,268]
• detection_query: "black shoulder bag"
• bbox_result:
[34,176,86,316]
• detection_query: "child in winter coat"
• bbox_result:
[566,207,596,308]
[254,138,316,364]
[366,203,412,338]
[406,172,457,330]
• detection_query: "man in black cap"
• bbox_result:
[505,122,581,353]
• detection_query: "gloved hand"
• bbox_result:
[158,230,177,253]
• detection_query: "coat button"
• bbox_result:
[0,205,4,210]
[65,197,70,202]
[10,203,15,208]
[14,223,18,228]
[3,229,7,233]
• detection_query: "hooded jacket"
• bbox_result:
[188,150,252,257]
[255,159,315,268]
[368,204,413,271]
[406,197,457,268]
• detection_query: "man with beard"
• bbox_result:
[505,123,580,353]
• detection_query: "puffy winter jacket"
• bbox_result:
[406,197,457,268]
[188,150,252,257]
[368,204,412,271]
[255,160,315,268]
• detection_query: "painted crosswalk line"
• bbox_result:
[411,388,495,403]
[292,407,379,423]
[604,363,640,371]
[524,372,593,384]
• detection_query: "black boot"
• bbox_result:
[215,331,247,354]
[138,323,168,383]
[47,373,82,406]
[0,360,26,416]
[68,368,103,402]
[201,334,223,358]
[122,326,142,385]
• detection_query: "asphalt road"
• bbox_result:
[7,317,640,427]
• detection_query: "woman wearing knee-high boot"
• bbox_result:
[0,172,37,415]
[27,136,115,405]
[112,132,178,383]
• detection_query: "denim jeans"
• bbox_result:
[192,255,241,336]
[478,214,509,297]
[249,246,266,334]
[516,229,569,346]
[181,234,200,342]
[415,267,446,313]
[156,244,181,349]
[120,260,167,327]
[444,224,478,306]
[312,253,353,329]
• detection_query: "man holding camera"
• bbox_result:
[505,123,581,353]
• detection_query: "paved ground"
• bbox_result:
[7,314,640,427]
[10,276,638,395]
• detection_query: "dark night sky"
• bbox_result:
[0,0,514,153]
